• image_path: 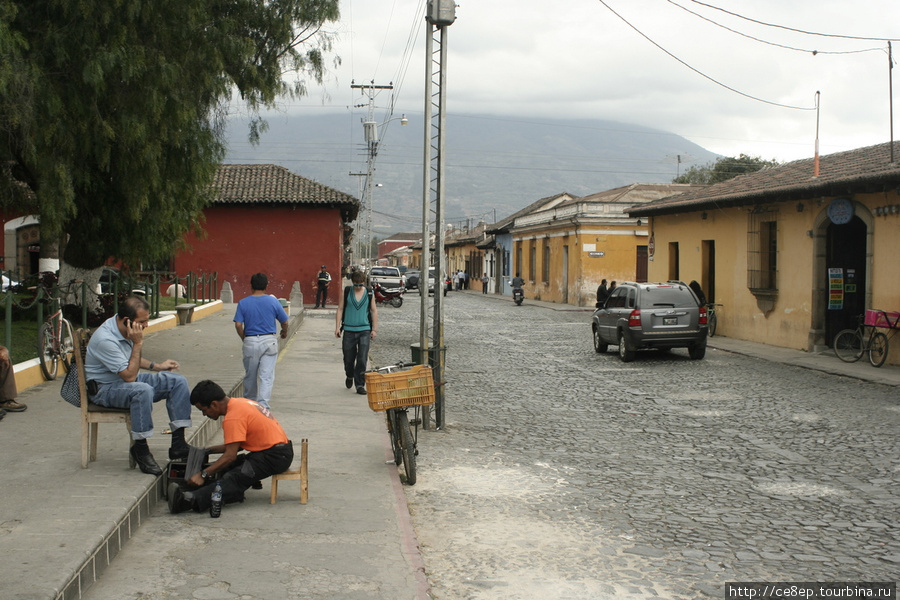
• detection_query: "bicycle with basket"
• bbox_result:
[833,309,899,368]
[365,362,435,485]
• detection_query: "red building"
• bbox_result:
[175,164,359,303]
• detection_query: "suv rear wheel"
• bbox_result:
[617,331,635,362]
[593,327,608,353]
[688,342,706,360]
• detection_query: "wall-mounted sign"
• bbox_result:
[827,198,854,225]
[828,267,844,310]
[588,251,605,257]
[648,235,655,257]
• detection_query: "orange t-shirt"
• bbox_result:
[223,398,289,452]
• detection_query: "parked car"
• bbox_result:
[1,274,18,292]
[98,267,121,294]
[591,281,707,362]
[368,266,406,290]
[405,269,421,291]
[424,267,449,296]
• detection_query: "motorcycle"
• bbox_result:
[512,287,524,306]
[372,282,405,308]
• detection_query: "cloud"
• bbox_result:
[297,0,899,163]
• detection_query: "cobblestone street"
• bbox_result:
[371,292,900,600]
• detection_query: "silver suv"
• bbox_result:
[591,281,708,361]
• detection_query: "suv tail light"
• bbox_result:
[628,309,641,327]
[699,304,708,325]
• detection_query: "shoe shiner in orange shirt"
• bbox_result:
[168,380,293,515]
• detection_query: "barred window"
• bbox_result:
[529,243,536,281]
[747,208,778,292]
[542,242,550,283]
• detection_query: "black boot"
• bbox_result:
[130,440,162,476]
[168,428,190,460]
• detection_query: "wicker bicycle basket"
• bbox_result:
[365,365,435,412]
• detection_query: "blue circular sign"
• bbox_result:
[828,198,854,225]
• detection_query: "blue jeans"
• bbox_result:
[342,330,371,388]
[92,371,192,440]
[242,334,278,409]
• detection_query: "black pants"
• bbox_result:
[192,441,294,511]
[315,285,328,306]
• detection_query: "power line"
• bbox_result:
[686,0,900,42]
[666,0,885,55]
[596,0,816,111]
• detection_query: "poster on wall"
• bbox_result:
[828,268,844,310]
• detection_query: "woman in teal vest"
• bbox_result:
[335,270,379,394]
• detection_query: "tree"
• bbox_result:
[673,154,780,185]
[0,0,340,274]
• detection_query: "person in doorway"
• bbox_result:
[596,279,609,307]
[335,270,378,395]
[85,295,192,476]
[314,265,332,308]
[481,274,489,294]
[168,380,294,515]
[234,273,289,411]
[0,346,25,416]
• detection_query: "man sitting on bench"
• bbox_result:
[168,380,294,514]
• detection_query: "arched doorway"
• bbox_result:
[823,213,869,345]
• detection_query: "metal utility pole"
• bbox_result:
[419,0,456,430]
[350,81,394,267]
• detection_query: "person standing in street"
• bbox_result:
[314,265,331,308]
[481,274,489,294]
[0,346,25,418]
[596,279,609,307]
[234,273,289,411]
[335,270,378,395]
[85,295,192,475]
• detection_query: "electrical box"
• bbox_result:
[426,0,456,25]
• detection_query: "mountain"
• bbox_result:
[224,112,718,235]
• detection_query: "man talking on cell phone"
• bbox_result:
[85,295,193,476]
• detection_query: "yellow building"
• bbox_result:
[631,141,900,365]
[509,184,702,306]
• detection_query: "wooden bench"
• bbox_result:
[174,303,195,325]
[73,329,134,468]
[270,439,308,505]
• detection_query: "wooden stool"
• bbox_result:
[270,438,308,505]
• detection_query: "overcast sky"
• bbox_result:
[279,0,899,164]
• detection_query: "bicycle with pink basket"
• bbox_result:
[833,309,900,367]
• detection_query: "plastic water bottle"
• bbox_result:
[209,481,223,518]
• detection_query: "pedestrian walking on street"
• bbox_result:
[0,345,25,416]
[168,380,294,515]
[335,270,378,395]
[481,274,489,294]
[452,271,460,291]
[85,295,192,476]
[314,265,331,308]
[234,273,289,411]
[596,279,609,308]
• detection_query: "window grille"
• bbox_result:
[747,208,778,291]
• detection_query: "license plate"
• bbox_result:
[663,317,677,325]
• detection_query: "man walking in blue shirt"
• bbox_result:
[234,273,289,410]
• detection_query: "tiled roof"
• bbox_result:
[213,164,359,208]
[630,141,900,216]
[381,232,421,242]
[562,183,704,207]
[487,192,574,233]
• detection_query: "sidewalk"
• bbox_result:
[1,304,426,600]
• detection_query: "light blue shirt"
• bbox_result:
[85,316,133,384]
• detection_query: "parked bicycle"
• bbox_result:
[833,310,899,368]
[38,294,75,380]
[706,303,723,337]
[364,361,435,485]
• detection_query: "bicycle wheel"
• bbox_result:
[38,322,59,380]
[396,410,417,485]
[708,311,717,337]
[59,319,75,372]
[868,332,889,367]
[833,329,864,363]
[386,411,402,466]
